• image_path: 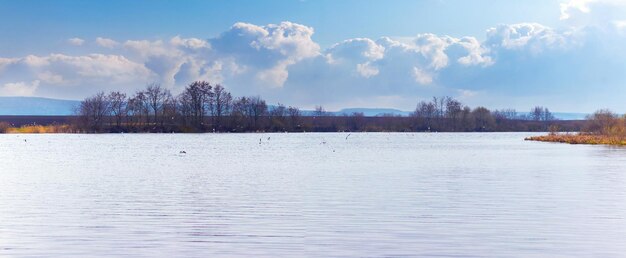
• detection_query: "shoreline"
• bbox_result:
[0,124,560,134]
[525,134,626,146]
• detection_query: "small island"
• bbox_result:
[526,110,626,146]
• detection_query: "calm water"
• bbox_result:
[1,133,626,257]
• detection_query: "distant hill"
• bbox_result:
[0,97,79,115]
[0,96,589,120]
[550,112,588,120]
[335,108,411,117]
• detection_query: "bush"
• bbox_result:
[0,122,11,133]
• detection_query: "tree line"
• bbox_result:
[74,81,566,133]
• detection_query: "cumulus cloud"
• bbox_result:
[208,21,320,88]
[0,80,40,96]
[0,53,155,98]
[560,0,626,20]
[2,14,626,111]
[485,23,575,54]
[560,0,626,30]
[67,37,85,46]
[96,37,120,48]
[412,67,433,85]
[560,0,594,20]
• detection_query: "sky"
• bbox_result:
[1,0,625,112]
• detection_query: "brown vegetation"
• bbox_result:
[1,124,76,134]
[526,110,626,146]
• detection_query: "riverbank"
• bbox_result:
[0,124,76,133]
[525,134,626,146]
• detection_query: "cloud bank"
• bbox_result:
[1,0,626,111]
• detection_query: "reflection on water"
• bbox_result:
[1,133,626,257]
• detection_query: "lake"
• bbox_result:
[1,133,626,257]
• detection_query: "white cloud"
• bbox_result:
[454,37,493,66]
[67,37,85,46]
[37,71,64,84]
[0,80,40,96]
[614,20,626,29]
[170,36,210,50]
[45,54,152,83]
[412,67,433,85]
[326,38,385,78]
[0,53,155,98]
[457,89,478,99]
[0,57,17,72]
[209,21,320,88]
[485,23,573,53]
[560,0,626,29]
[2,18,626,111]
[560,0,593,20]
[96,37,120,48]
[356,62,379,78]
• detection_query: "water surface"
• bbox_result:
[1,133,626,257]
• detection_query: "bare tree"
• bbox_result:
[445,97,462,130]
[412,100,437,130]
[108,91,127,128]
[249,96,268,130]
[494,109,518,121]
[162,95,178,128]
[530,106,544,121]
[472,106,495,131]
[542,107,555,121]
[127,91,149,127]
[231,97,251,131]
[78,92,110,131]
[145,83,171,125]
[179,81,212,127]
[433,96,446,118]
[585,109,619,135]
[288,106,302,131]
[348,112,366,131]
[270,103,287,131]
[314,105,327,117]
[211,84,232,130]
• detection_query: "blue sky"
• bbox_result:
[0,0,561,54]
[1,0,625,112]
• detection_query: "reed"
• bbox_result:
[3,124,75,134]
[525,134,626,146]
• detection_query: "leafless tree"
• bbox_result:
[78,92,110,131]
[314,105,328,117]
[211,84,232,130]
[585,109,619,135]
[531,106,544,121]
[270,103,287,131]
[249,96,268,130]
[127,91,149,127]
[472,106,495,131]
[445,97,463,130]
[288,106,302,131]
[348,112,366,131]
[179,81,212,127]
[108,91,127,127]
[145,83,171,125]
[412,100,437,130]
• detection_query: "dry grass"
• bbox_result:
[527,110,626,146]
[2,124,75,134]
[525,134,626,146]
